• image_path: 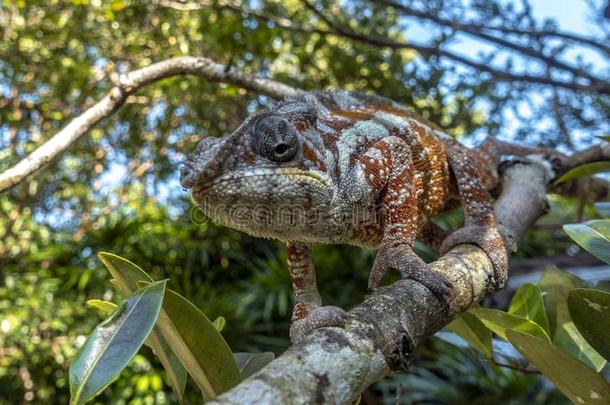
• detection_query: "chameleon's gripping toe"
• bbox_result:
[439,225,508,289]
[369,244,453,307]
[289,306,348,344]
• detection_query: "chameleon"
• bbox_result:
[180,90,541,343]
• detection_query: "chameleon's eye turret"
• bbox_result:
[254,115,299,163]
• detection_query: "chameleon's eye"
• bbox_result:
[254,115,299,163]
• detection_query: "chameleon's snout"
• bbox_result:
[179,162,198,189]
[180,135,237,189]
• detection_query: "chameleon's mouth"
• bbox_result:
[193,167,330,193]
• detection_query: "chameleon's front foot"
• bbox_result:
[439,224,508,289]
[289,305,348,344]
[369,244,453,306]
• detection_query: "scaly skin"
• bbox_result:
[180,91,509,343]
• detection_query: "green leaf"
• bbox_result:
[86,299,117,314]
[568,289,610,361]
[539,268,606,371]
[539,267,588,335]
[593,202,610,218]
[587,220,610,237]
[507,330,610,404]
[468,308,550,341]
[447,312,492,358]
[554,161,610,185]
[553,322,607,372]
[595,280,610,293]
[564,221,610,264]
[69,280,166,405]
[233,352,275,379]
[137,281,241,399]
[595,135,610,142]
[212,316,226,332]
[98,252,153,292]
[145,330,187,403]
[97,253,187,402]
[508,283,550,336]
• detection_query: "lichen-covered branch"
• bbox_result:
[0,56,298,193]
[209,160,554,404]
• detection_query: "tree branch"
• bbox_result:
[153,0,610,94]
[0,56,298,193]
[378,0,601,82]
[208,159,555,404]
[299,0,610,95]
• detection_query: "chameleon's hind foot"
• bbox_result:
[289,306,348,344]
[440,225,508,289]
[369,244,453,307]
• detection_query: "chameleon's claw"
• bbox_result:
[289,306,348,344]
[439,225,508,289]
[369,244,453,307]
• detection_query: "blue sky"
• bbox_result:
[398,0,608,148]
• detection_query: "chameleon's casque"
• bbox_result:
[181,90,509,343]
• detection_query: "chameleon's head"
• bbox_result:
[180,97,334,240]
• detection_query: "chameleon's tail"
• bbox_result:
[471,138,564,190]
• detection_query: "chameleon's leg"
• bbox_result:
[365,137,452,302]
[439,139,508,288]
[286,242,347,344]
[420,221,450,251]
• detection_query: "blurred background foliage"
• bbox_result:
[0,0,609,403]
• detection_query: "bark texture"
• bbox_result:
[209,160,554,404]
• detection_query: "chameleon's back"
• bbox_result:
[307,90,457,219]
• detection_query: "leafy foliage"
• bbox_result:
[69,280,167,405]
[445,218,610,403]
[507,330,609,405]
[568,289,610,361]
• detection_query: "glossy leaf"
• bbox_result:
[507,330,610,404]
[508,283,550,336]
[212,316,226,332]
[468,308,550,341]
[448,312,492,358]
[564,220,610,264]
[98,252,153,292]
[69,280,166,405]
[568,289,610,361]
[554,161,610,185]
[539,268,606,371]
[595,280,610,293]
[86,299,117,314]
[553,322,606,372]
[137,281,241,399]
[233,352,275,379]
[539,267,588,335]
[98,253,187,402]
